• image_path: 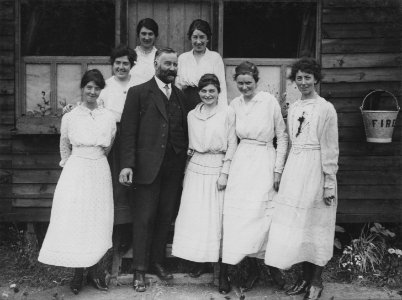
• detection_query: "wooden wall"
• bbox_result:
[320,0,402,222]
[0,0,15,219]
[0,0,401,223]
[0,0,61,222]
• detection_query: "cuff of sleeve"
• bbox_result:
[274,166,284,174]
[324,174,337,189]
[221,160,231,175]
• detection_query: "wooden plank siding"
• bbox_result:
[321,0,402,222]
[0,0,402,224]
[0,0,15,217]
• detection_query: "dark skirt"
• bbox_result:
[108,123,132,224]
[182,86,201,112]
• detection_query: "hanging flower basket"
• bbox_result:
[360,89,400,143]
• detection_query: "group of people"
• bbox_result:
[37,17,339,300]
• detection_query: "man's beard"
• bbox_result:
[157,68,177,84]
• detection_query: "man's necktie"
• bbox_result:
[164,84,171,99]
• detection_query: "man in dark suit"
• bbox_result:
[119,47,188,292]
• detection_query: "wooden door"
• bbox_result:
[128,0,214,55]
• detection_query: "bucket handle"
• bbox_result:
[360,89,400,112]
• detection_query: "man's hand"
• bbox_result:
[119,168,133,186]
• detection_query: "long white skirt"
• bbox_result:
[172,152,225,262]
[222,141,276,265]
[38,148,114,268]
[265,148,337,269]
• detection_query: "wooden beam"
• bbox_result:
[323,7,399,23]
[337,170,402,185]
[322,68,402,83]
[321,82,402,99]
[322,23,400,39]
[13,170,61,184]
[322,38,401,54]
[339,141,402,156]
[338,155,402,170]
[323,0,399,8]
[338,185,402,200]
[322,53,402,69]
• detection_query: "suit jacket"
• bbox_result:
[120,77,188,184]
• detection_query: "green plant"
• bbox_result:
[339,224,387,277]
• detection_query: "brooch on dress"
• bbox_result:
[296,112,306,137]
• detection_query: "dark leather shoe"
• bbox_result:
[70,268,84,295]
[240,273,259,292]
[270,267,286,290]
[189,263,208,278]
[151,263,173,281]
[304,285,323,300]
[286,279,310,296]
[133,271,146,292]
[219,274,231,294]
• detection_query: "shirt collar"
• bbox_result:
[154,76,171,93]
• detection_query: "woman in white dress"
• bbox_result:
[172,74,237,294]
[64,45,137,225]
[130,18,158,85]
[176,19,227,111]
[38,69,116,295]
[222,61,288,292]
[264,57,339,300]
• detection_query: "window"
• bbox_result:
[223,2,316,59]
[17,0,117,133]
[220,1,319,109]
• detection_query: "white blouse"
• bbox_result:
[188,104,237,174]
[130,46,157,86]
[176,48,228,108]
[230,91,288,173]
[98,75,137,122]
[59,106,116,167]
[287,97,339,191]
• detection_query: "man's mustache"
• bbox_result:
[165,71,177,76]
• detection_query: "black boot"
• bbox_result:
[133,270,146,292]
[269,266,286,289]
[189,262,208,278]
[286,262,312,296]
[70,268,84,295]
[240,257,259,292]
[219,262,231,294]
[87,263,108,291]
[304,264,324,300]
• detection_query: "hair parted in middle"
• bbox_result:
[80,69,105,89]
[198,73,221,93]
[110,44,137,68]
[136,18,159,37]
[233,61,259,82]
[187,19,212,40]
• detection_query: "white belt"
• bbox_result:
[291,144,320,154]
[72,146,105,160]
[240,139,273,148]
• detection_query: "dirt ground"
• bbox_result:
[1,273,402,300]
